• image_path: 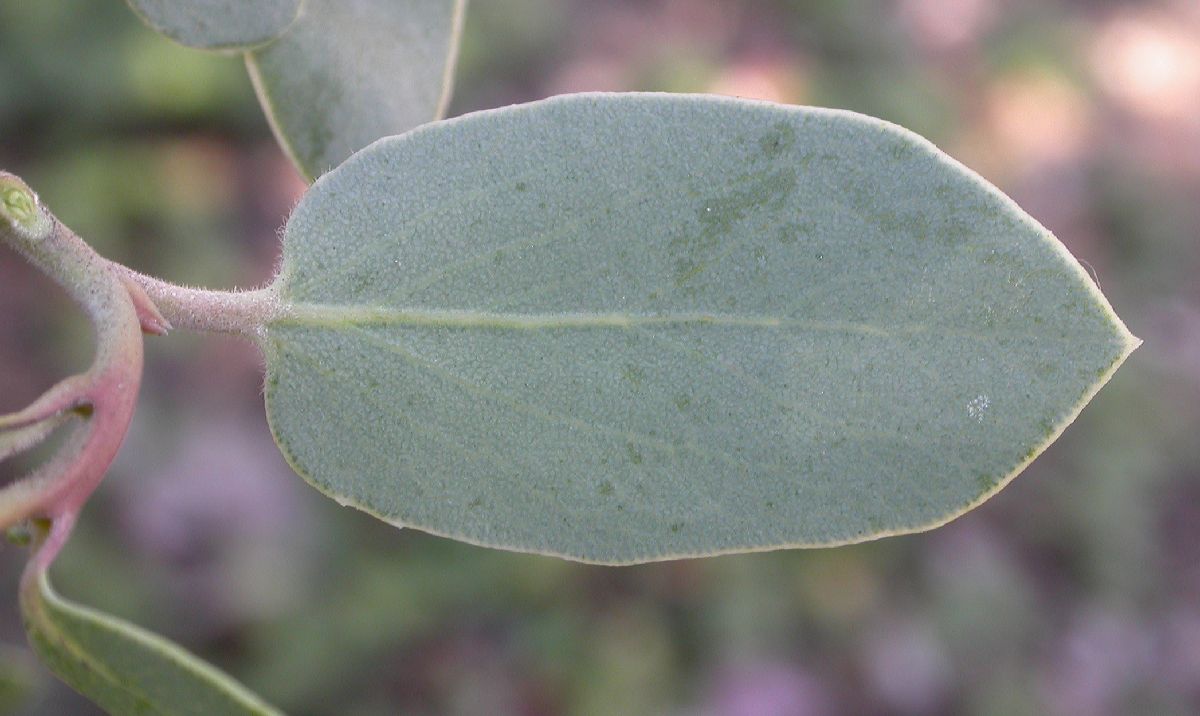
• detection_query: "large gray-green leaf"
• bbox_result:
[123,0,300,50]
[21,568,281,715]
[246,0,467,181]
[262,93,1138,564]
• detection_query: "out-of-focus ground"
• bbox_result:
[1,1,1197,714]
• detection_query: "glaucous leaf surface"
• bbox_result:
[262,93,1138,564]
[123,0,300,50]
[246,0,466,181]
[21,568,281,715]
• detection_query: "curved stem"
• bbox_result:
[20,516,72,589]
[0,173,143,554]
[1,170,283,561]
[0,375,91,431]
[0,413,72,464]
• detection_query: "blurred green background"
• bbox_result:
[1,1,1197,714]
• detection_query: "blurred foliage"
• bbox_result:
[2,1,1199,714]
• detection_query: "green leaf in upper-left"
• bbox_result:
[123,0,301,51]
[246,0,468,180]
[123,0,467,181]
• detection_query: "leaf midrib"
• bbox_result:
[273,303,906,336]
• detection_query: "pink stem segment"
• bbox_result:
[1,172,145,567]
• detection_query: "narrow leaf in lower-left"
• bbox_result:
[21,565,281,715]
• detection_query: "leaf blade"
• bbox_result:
[264,93,1137,564]
[123,0,300,51]
[245,0,467,181]
[21,567,282,715]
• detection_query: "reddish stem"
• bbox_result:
[1,172,144,567]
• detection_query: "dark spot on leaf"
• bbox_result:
[976,474,998,492]
[674,258,704,286]
[776,222,800,245]
[758,121,796,157]
[671,167,798,261]
[598,481,614,496]
[622,363,645,387]
[889,142,914,161]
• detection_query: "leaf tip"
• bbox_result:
[1124,330,1144,355]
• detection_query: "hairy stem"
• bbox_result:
[107,263,284,337]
